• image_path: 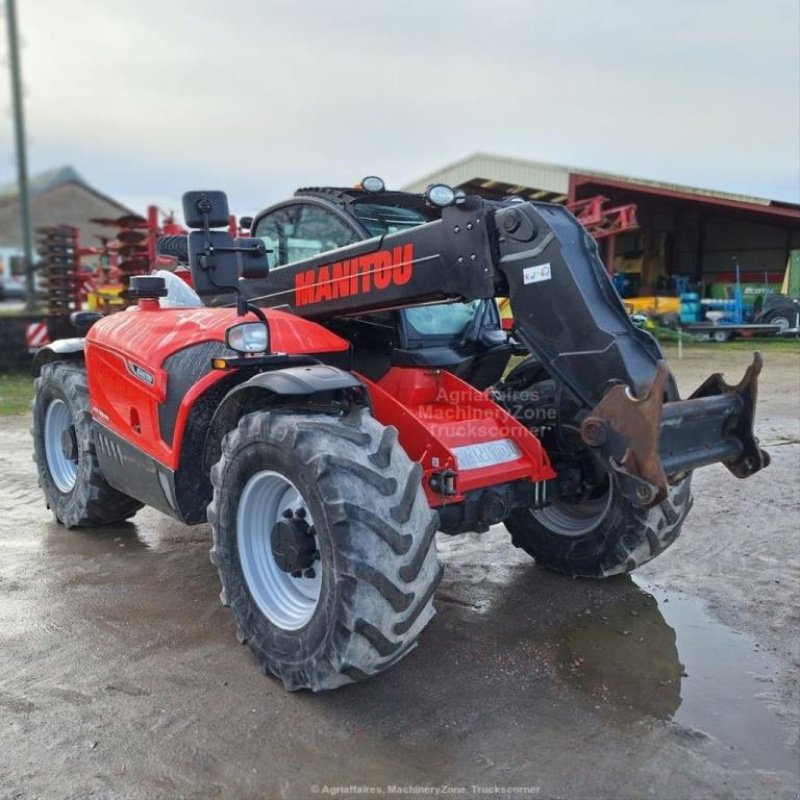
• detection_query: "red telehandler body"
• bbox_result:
[31,182,769,690]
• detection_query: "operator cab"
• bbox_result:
[249,178,511,388]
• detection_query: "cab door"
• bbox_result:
[253,201,361,268]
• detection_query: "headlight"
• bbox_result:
[225,321,269,353]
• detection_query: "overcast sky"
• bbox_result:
[1,0,798,216]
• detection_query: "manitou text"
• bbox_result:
[294,244,414,307]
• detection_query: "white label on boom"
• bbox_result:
[522,263,552,284]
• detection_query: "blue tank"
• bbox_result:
[680,292,701,324]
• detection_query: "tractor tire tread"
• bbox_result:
[209,407,441,691]
[32,362,143,529]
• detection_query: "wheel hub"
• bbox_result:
[61,425,78,461]
[44,398,79,493]
[270,508,318,577]
[237,470,322,630]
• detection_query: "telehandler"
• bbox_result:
[32,180,769,690]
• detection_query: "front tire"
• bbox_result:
[32,362,143,528]
[208,408,442,691]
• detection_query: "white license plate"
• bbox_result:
[452,439,522,471]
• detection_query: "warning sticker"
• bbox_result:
[522,263,552,285]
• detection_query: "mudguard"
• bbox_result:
[31,338,85,376]
[203,365,368,472]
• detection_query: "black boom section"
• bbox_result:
[243,197,667,407]
[242,200,496,318]
[491,203,674,408]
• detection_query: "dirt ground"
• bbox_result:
[1,347,798,800]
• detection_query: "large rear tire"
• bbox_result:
[208,408,442,691]
[498,355,693,577]
[506,474,693,577]
[32,362,143,528]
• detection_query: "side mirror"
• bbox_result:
[182,191,230,229]
[239,216,253,230]
[187,232,270,296]
[177,190,270,302]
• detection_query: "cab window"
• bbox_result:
[350,202,434,237]
[254,204,358,268]
[404,300,484,338]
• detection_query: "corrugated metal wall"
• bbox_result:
[403,154,569,195]
[702,216,800,274]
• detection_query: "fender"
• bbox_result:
[203,365,368,473]
[31,338,85,376]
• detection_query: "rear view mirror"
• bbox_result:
[171,190,270,306]
[182,191,230,229]
[187,231,269,295]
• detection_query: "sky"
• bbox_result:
[0,0,798,217]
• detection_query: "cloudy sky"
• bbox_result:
[1,0,798,216]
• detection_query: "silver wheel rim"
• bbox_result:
[44,399,78,493]
[771,316,790,332]
[533,480,613,536]
[237,470,321,630]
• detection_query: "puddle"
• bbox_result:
[555,580,798,775]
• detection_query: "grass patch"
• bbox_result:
[660,337,800,353]
[0,306,41,317]
[0,371,33,416]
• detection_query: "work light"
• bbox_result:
[361,176,386,193]
[426,183,456,208]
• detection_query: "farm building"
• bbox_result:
[0,166,133,255]
[404,154,800,300]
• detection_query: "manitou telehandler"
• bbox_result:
[31,180,769,690]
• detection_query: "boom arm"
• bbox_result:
[232,195,768,506]
[242,198,664,404]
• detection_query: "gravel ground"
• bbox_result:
[0,346,797,800]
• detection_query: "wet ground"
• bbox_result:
[1,347,798,799]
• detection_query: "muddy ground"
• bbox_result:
[1,347,798,800]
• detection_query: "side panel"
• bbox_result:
[94,423,181,520]
[85,305,351,470]
[85,338,172,465]
[361,367,555,506]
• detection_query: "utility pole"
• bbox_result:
[5,0,35,312]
